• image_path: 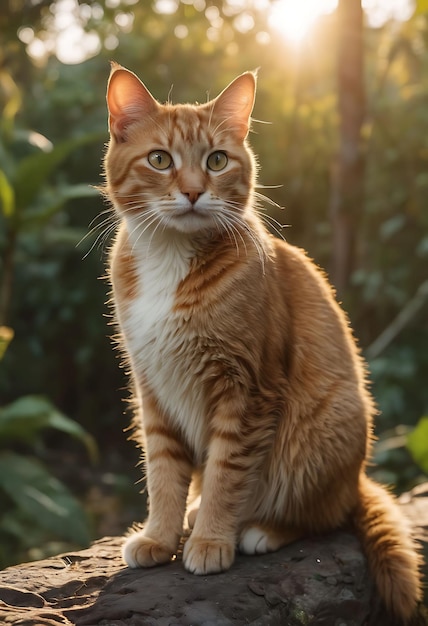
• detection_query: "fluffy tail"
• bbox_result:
[354,474,422,623]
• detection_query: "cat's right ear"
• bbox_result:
[107,63,158,143]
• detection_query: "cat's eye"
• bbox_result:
[207,151,228,172]
[148,150,173,170]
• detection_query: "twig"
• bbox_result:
[366,280,428,361]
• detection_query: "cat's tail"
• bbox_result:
[354,473,423,624]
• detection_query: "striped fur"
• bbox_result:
[103,64,422,623]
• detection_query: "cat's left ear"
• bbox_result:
[107,63,159,142]
[211,72,256,141]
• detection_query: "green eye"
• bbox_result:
[148,150,173,170]
[207,151,228,172]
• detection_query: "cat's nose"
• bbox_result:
[184,190,203,205]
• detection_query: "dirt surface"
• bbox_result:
[1,483,427,626]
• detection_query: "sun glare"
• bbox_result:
[267,0,415,45]
[22,0,415,64]
[268,0,338,44]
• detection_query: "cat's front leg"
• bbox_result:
[123,394,193,568]
[183,419,254,575]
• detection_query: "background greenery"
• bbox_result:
[0,0,427,568]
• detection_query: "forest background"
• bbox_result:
[1,0,428,569]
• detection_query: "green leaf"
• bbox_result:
[21,184,100,230]
[13,132,103,211]
[43,226,89,247]
[0,395,98,462]
[0,508,50,548]
[45,409,98,463]
[59,183,100,200]
[0,326,14,361]
[0,452,90,545]
[380,215,406,241]
[21,198,67,230]
[407,416,428,474]
[0,168,15,217]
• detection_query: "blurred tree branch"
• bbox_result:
[366,280,428,361]
[329,0,365,295]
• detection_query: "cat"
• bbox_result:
[102,62,422,623]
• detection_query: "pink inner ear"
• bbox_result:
[212,73,256,140]
[107,68,158,140]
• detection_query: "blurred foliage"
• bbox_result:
[0,0,428,566]
[407,416,428,474]
[0,336,94,566]
[0,326,13,360]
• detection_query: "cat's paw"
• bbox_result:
[183,536,235,574]
[122,532,174,568]
[238,526,270,554]
[238,525,301,555]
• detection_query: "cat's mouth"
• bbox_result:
[173,205,211,219]
[178,207,198,215]
[166,205,214,233]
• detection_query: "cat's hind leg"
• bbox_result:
[238,524,302,555]
[186,495,200,530]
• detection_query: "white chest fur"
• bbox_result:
[117,226,208,460]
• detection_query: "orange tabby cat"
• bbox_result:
[103,63,422,623]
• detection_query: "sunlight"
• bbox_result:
[267,0,414,45]
[22,0,416,64]
[268,0,338,44]
[52,0,101,64]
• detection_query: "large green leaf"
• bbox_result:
[21,184,99,230]
[13,131,103,211]
[0,452,90,545]
[0,395,98,462]
[0,508,42,543]
[0,168,15,217]
[59,183,100,200]
[407,417,428,474]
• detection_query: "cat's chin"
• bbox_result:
[164,210,217,236]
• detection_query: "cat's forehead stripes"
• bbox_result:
[156,105,218,149]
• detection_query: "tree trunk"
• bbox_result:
[329,0,365,296]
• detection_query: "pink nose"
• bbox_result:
[184,191,203,205]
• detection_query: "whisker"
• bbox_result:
[80,218,119,259]
[212,213,242,258]
[145,216,166,258]
[255,183,283,190]
[78,215,113,248]
[77,202,120,258]
[259,213,289,241]
[217,206,267,273]
[87,208,114,227]
[126,208,163,257]
[260,212,289,231]
[129,220,155,256]
[219,210,247,246]
[254,191,284,211]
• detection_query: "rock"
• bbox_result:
[1,484,427,626]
